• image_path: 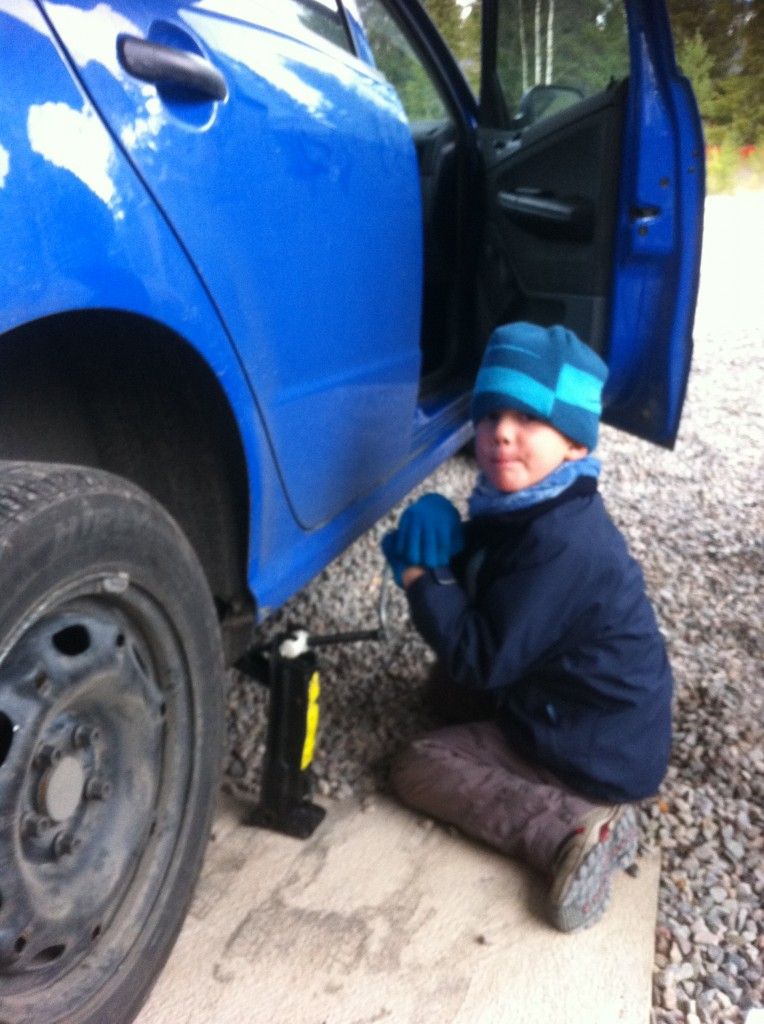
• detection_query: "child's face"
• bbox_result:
[475,409,588,492]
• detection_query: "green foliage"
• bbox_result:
[668,0,764,149]
[357,0,448,120]
[706,136,742,193]
[675,31,716,118]
[745,140,764,188]
[705,136,764,192]
[422,0,463,45]
[745,140,764,181]
[423,0,482,95]
[667,0,763,191]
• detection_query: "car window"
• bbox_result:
[496,0,630,128]
[422,0,481,100]
[284,0,353,52]
[206,0,354,54]
[356,0,450,123]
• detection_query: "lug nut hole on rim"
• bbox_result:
[33,944,66,965]
[0,712,13,766]
[52,624,91,657]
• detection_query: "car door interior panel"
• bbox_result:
[479,80,628,357]
[413,120,460,378]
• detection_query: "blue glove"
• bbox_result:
[396,493,464,568]
[381,530,409,588]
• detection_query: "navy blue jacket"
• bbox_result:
[406,478,673,803]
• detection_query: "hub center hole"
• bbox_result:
[40,756,86,821]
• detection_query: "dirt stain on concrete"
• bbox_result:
[225,895,372,974]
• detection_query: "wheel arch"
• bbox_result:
[0,310,252,638]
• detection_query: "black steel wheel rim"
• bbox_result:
[0,573,194,1012]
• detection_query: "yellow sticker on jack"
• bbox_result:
[300,670,320,770]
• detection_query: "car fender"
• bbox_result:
[0,2,289,581]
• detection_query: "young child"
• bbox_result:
[381,321,673,932]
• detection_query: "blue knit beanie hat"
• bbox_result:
[471,322,609,451]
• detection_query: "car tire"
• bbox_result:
[0,461,225,1024]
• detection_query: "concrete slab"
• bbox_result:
[137,794,660,1024]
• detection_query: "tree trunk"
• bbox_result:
[518,0,529,94]
[534,0,542,84]
[546,0,555,84]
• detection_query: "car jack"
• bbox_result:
[231,569,390,839]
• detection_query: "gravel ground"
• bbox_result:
[224,194,763,1023]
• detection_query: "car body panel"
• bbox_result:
[0,0,472,622]
[0,2,287,589]
[1,0,703,618]
[40,0,424,530]
[604,0,705,445]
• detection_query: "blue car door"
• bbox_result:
[39,0,423,528]
[478,0,704,447]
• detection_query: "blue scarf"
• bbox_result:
[468,455,601,519]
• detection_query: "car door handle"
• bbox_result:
[117,35,227,101]
[498,189,591,226]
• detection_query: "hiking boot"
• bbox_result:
[548,804,639,933]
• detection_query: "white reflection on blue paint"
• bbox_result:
[38,3,140,77]
[120,91,165,153]
[27,101,118,209]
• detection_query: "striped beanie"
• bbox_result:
[471,322,609,451]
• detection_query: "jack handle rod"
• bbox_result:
[307,563,392,647]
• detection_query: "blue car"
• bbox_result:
[0,1,703,1020]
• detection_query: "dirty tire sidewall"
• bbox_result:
[0,462,225,1024]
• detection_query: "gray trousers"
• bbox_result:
[389,721,610,874]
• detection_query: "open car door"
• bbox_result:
[477,0,704,447]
